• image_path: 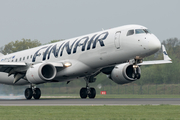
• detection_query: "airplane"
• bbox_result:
[0,25,172,99]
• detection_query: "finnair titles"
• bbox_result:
[33,32,108,62]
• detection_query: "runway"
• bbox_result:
[0,98,180,106]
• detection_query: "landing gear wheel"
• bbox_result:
[88,87,96,99]
[80,88,87,99]
[24,88,33,100]
[135,73,141,79]
[33,88,41,99]
[132,73,135,79]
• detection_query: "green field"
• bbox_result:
[0,105,180,120]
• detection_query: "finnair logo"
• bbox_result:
[163,51,168,55]
[1,55,15,61]
[32,32,109,62]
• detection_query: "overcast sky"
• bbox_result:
[0,0,179,46]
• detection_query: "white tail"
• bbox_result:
[162,45,172,61]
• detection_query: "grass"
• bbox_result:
[0,105,180,120]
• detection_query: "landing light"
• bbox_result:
[133,65,138,68]
[64,62,72,67]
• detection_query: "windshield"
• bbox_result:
[135,29,151,34]
[135,29,145,34]
[143,29,151,33]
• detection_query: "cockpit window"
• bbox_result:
[135,29,145,34]
[135,29,151,34]
[127,30,134,36]
[143,29,151,34]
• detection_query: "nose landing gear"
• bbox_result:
[132,58,141,79]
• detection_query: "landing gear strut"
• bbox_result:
[24,85,41,100]
[79,76,96,99]
[132,59,141,79]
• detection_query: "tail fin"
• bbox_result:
[162,45,172,61]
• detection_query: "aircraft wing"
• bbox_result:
[138,45,172,65]
[0,61,64,73]
[0,62,27,73]
[0,62,26,67]
[0,61,64,84]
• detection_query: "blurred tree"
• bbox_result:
[0,38,41,55]
[49,40,61,43]
[44,39,64,45]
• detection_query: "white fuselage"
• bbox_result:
[0,25,161,85]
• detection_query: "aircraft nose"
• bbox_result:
[149,35,161,53]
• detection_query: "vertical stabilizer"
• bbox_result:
[162,45,172,61]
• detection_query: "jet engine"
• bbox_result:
[109,63,141,84]
[26,63,57,84]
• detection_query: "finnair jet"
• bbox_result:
[0,25,172,99]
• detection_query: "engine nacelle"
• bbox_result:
[110,63,141,84]
[26,63,57,84]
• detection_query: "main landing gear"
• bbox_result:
[79,76,96,99]
[24,85,41,100]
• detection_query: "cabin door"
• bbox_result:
[114,31,121,49]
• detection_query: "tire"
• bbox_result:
[132,73,136,79]
[80,88,87,99]
[136,73,141,79]
[24,88,33,100]
[88,87,96,99]
[33,88,41,99]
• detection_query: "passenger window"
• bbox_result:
[12,60,13,62]
[31,55,32,59]
[135,29,145,34]
[23,57,25,60]
[19,58,22,61]
[127,30,134,36]
[27,56,29,59]
[15,59,17,62]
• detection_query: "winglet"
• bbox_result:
[162,45,172,61]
